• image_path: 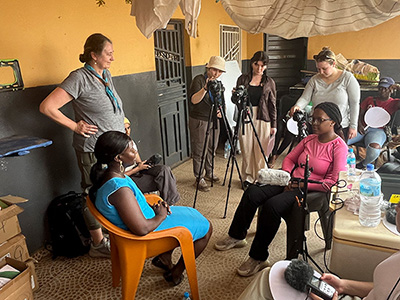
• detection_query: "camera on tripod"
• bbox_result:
[231,85,248,108]
[292,110,309,140]
[207,80,225,103]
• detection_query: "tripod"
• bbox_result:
[295,154,325,274]
[221,98,269,218]
[192,83,241,210]
[287,113,309,153]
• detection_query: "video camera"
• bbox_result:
[231,85,249,108]
[207,80,225,104]
[292,110,309,140]
[146,153,162,166]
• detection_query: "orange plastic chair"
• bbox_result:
[86,194,200,300]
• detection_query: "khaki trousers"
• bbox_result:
[75,150,101,230]
[189,116,220,178]
[239,107,272,182]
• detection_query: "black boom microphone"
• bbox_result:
[284,259,314,293]
[284,259,336,300]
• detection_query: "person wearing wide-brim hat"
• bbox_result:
[188,56,226,192]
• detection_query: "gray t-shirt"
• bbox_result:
[60,67,125,152]
[295,70,360,130]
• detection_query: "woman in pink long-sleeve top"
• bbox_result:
[215,102,347,277]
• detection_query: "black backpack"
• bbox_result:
[47,191,91,258]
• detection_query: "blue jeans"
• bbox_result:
[348,128,387,166]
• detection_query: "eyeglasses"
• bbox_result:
[310,117,332,125]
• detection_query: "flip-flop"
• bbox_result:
[163,271,184,286]
[151,256,170,272]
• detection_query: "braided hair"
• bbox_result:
[314,102,344,140]
[89,131,131,200]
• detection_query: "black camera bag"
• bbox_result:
[46,191,91,258]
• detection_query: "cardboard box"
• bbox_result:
[0,195,27,245]
[0,234,29,263]
[0,235,38,292]
[0,257,33,300]
[25,258,38,292]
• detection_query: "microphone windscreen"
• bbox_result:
[257,168,291,186]
[284,259,314,293]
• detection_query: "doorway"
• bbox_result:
[264,34,308,115]
[154,20,190,166]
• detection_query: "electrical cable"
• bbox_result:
[308,178,348,276]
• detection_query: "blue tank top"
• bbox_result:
[95,176,209,241]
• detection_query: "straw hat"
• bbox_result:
[206,56,226,72]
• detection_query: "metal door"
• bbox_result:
[264,35,307,114]
[154,21,189,167]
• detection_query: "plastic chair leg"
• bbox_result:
[110,235,121,287]
[180,241,200,300]
[120,248,146,300]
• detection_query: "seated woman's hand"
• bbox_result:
[284,180,304,192]
[152,200,170,218]
[137,161,152,171]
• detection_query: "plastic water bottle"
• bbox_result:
[359,164,382,227]
[224,140,231,159]
[182,292,191,300]
[347,148,356,181]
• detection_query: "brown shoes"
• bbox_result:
[204,174,220,183]
[193,178,210,192]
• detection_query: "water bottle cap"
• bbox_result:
[348,148,354,153]
[366,164,374,171]
[184,292,189,297]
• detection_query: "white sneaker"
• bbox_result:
[214,236,247,251]
[89,237,111,258]
[237,257,270,277]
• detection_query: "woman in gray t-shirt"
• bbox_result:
[39,33,125,259]
[290,47,360,141]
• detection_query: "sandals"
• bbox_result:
[163,271,184,286]
[153,256,183,286]
[151,256,170,272]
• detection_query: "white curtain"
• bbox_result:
[220,0,400,39]
[131,0,201,38]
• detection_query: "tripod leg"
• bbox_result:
[223,157,236,218]
[209,122,216,187]
[218,104,243,186]
[244,107,269,166]
[193,103,216,208]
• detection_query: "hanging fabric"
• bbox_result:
[130,0,201,39]
[220,0,400,39]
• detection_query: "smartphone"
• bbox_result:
[307,275,336,300]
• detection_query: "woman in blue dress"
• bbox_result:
[89,131,212,286]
